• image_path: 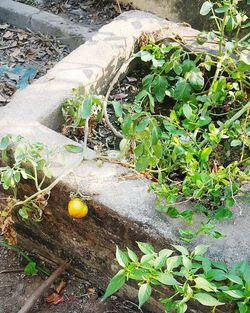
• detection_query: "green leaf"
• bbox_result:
[226,274,243,285]
[127,248,138,262]
[116,246,129,267]
[172,245,189,255]
[240,50,250,65]
[167,256,181,271]
[137,242,154,254]
[194,245,209,256]
[64,144,83,153]
[182,103,193,119]
[140,51,153,62]
[194,277,217,292]
[238,302,248,313]
[24,261,38,275]
[153,76,168,103]
[79,95,93,119]
[174,79,191,102]
[136,156,150,172]
[200,1,213,15]
[182,255,192,270]
[112,100,123,118]
[0,136,10,150]
[193,293,224,306]
[157,273,179,285]
[223,290,243,299]
[187,69,204,91]
[138,283,151,307]
[200,147,212,162]
[231,139,241,147]
[214,6,229,13]
[214,208,233,220]
[19,207,29,220]
[103,270,126,300]
[136,116,151,132]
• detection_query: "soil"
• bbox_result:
[0,241,147,313]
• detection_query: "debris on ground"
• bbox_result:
[0,23,69,106]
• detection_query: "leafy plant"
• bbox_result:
[104,243,250,313]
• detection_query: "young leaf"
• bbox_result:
[138,283,152,307]
[103,270,126,300]
[116,246,129,267]
[137,242,154,254]
[157,273,179,285]
[182,103,193,119]
[193,245,209,256]
[127,248,138,262]
[79,95,93,119]
[64,144,83,154]
[193,293,224,306]
[200,1,213,15]
[24,261,38,275]
[0,136,10,150]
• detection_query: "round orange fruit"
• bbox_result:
[68,198,88,219]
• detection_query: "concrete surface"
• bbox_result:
[121,0,250,31]
[0,0,93,49]
[0,10,249,312]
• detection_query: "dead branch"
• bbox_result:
[17,260,70,313]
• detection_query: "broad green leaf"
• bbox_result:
[200,1,213,15]
[116,246,129,267]
[24,261,38,275]
[157,272,179,285]
[140,51,153,62]
[240,50,250,65]
[193,293,224,306]
[136,116,151,132]
[182,60,196,74]
[214,6,229,13]
[64,144,83,153]
[174,79,191,102]
[138,283,151,307]
[231,139,242,147]
[172,245,189,255]
[137,242,154,254]
[19,207,29,220]
[182,103,193,119]
[188,69,204,91]
[103,270,126,300]
[159,249,173,258]
[112,100,123,118]
[136,156,150,172]
[226,273,243,285]
[238,302,248,313]
[183,255,192,270]
[79,95,93,119]
[200,147,212,162]
[127,248,138,262]
[223,290,243,299]
[214,208,233,220]
[194,245,209,256]
[194,277,217,292]
[153,76,168,103]
[167,256,181,271]
[0,136,10,150]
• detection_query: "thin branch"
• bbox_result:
[17,261,69,313]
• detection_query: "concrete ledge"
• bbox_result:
[0,10,249,313]
[0,0,93,49]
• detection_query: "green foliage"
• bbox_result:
[61,0,250,241]
[0,134,54,221]
[104,243,250,312]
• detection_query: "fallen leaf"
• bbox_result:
[127,76,137,82]
[46,293,64,305]
[10,48,21,58]
[55,280,66,294]
[87,287,96,294]
[110,92,128,100]
[3,31,13,40]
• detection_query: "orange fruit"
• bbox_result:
[68,198,88,219]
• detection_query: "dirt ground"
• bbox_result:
[0,241,146,313]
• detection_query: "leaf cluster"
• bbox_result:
[104,243,250,313]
